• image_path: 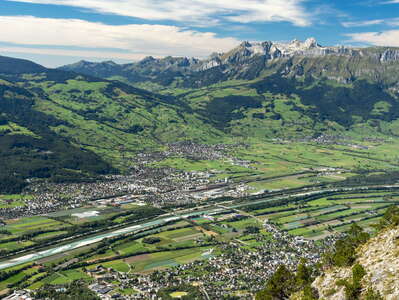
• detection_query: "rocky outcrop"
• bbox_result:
[380,49,399,62]
[358,227,399,299]
[312,267,350,300]
[214,38,363,62]
[312,226,399,300]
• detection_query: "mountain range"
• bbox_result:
[2,38,399,192]
[61,38,399,89]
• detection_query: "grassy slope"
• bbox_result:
[1,70,226,172]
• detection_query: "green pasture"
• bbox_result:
[0,265,38,290]
[115,241,147,256]
[159,227,201,239]
[128,247,215,273]
[118,288,137,295]
[333,217,382,233]
[0,195,33,208]
[32,231,68,241]
[36,269,92,286]
[222,217,260,230]
[0,122,38,138]
[102,260,130,272]
[4,216,67,235]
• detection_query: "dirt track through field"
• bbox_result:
[195,226,218,237]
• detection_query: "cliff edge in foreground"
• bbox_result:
[313,226,399,300]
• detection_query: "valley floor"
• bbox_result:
[1,137,399,299]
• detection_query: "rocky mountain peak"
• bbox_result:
[218,37,326,64]
[380,49,399,62]
[58,38,399,89]
[240,41,252,48]
[303,37,319,48]
[139,56,156,65]
[290,38,301,47]
[275,37,323,55]
[102,60,117,65]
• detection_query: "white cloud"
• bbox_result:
[346,30,399,47]
[386,19,399,26]
[342,20,385,28]
[0,46,152,61]
[0,16,240,59]
[342,18,399,28]
[6,0,311,27]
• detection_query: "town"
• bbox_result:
[0,142,252,220]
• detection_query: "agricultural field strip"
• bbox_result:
[238,189,396,233]
[271,205,349,223]
[0,227,214,289]
[275,204,386,224]
[1,209,254,286]
[0,206,168,258]
[87,246,214,274]
[282,208,385,230]
[287,207,388,236]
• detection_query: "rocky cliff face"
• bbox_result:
[209,38,399,63]
[220,38,352,60]
[312,226,399,300]
[380,49,399,62]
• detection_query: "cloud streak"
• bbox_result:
[0,46,152,61]
[6,0,312,27]
[342,18,399,28]
[342,20,385,27]
[0,16,240,60]
[346,30,399,47]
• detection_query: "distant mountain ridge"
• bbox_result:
[0,55,47,74]
[60,38,399,88]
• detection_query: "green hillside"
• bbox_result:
[162,75,399,140]
[0,56,223,193]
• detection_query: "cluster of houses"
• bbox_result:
[3,290,32,300]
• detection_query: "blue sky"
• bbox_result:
[1,0,399,67]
